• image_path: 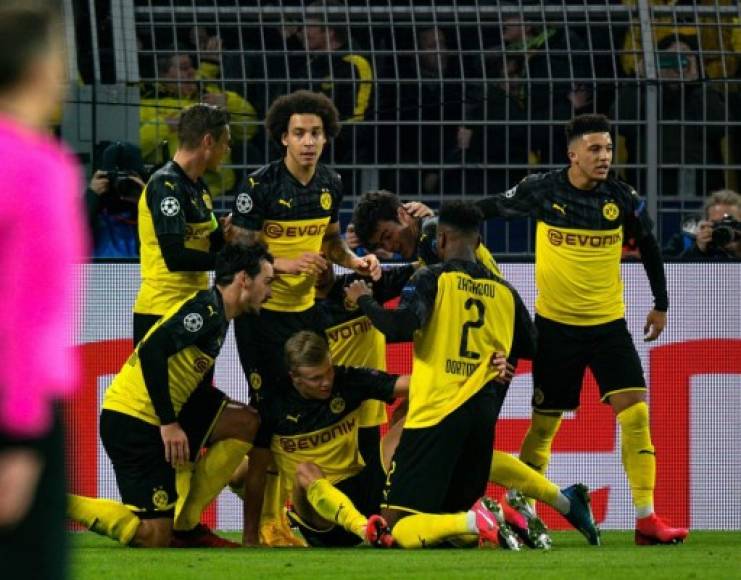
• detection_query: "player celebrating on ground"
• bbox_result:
[350,190,599,548]
[475,113,687,545]
[68,245,274,548]
[243,331,408,547]
[344,201,539,548]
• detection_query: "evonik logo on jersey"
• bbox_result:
[277,416,356,453]
[263,221,328,239]
[547,228,621,248]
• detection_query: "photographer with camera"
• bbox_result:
[86,142,146,257]
[681,189,741,260]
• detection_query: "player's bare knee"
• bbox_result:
[295,462,323,489]
[132,518,172,548]
[238,405,261,441]
[217,403,260,442]
[381,508,403,531]
[229,456,250,489]
[609,391,646,415]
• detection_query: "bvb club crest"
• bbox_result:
[532,388,545,406]
[602,202,619,221]
[330,396,346,414]
[152,488,169,510]
[249,372,262,390]
[320,191,332,211]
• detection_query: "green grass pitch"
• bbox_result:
[70,531,741,580]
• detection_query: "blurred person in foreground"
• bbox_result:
[680,189,741,260]
[0,2,86,578]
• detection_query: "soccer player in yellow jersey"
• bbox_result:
[134,103,232,344]
[244,331,409,548]
[315,264,417,459]
[68,245,274,548]
[475,114,688,545]
[344,201,538,548]
[229,90,381,395]
[351,191,601,548]
[228,90,380,545]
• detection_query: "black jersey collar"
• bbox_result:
[281,159,320,190]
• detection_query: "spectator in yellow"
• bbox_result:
[620,0,737,81]
[140,53,258,196]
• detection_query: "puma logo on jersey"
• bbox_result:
[248,177,259,188]
[552,202,567,216]
[206,305,216,317]
[278,199,292,209]
[164,181,176,190]
[286,414,300,423]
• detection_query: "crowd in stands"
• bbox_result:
[85,0,740,259]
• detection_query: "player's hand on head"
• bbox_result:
[351,254,382,281]
[160,422,190,468]
[344,279,372,304]
[643,309,666,342]
[403,201,434,218]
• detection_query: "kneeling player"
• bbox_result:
[243,331,409,547]
[67,244,274,547]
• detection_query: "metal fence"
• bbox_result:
[63,0,741,253]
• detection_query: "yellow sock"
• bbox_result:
[519,412,563,475]
[174,439,252,531]
[518,412,563,506]
[391,513,470,549]
[490,450,560,507]
[67,494,140,545]
[616,402,655,516]
[306,478,367,540]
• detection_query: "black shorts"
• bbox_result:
[532,315,647,412]
[384,386,499,515]
[233,305,325,406]
[100,386,226,519]
[357,425,382,475]
[287,462,387,548]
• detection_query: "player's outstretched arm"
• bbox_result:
[345,280,420,342]
[323,221,381,280]
[393,375,410,397]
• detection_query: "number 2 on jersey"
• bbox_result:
[459,298,485,360]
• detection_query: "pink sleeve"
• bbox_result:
[0,142,87,438]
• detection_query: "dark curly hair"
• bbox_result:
[438,201,483,236]
[265,90,341,147]
[214,242,273,286]
[351,190,402,247]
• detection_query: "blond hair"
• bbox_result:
[284,331,329,370]
[704,189,741,217]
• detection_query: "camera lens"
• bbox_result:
[711,224,733,246]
